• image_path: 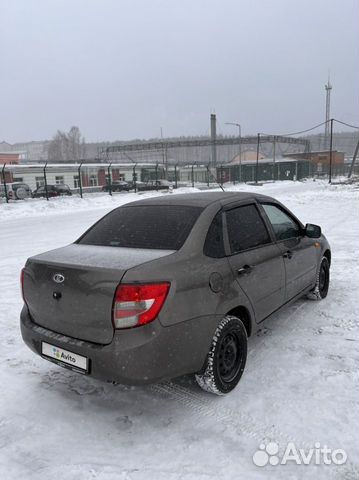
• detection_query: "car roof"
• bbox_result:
[125,191,275,208]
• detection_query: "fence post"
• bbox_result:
[133,164,137,193]
[78,162,83,198]
[191,164,194,188]
[155,163,159,190]
[1,164,8,203]
[220,165,223,187]
[107,163,112,195]
[207,163,210,187]
[43,162,49,201]
[174,164,178,189]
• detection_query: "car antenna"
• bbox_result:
[206,164,225,192]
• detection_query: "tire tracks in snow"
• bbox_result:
[150,380,313,449]
[149,381,359,479]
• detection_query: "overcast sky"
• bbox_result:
[0,0,357,143]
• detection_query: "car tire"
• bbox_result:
[16,188,28,200]
[195,315,247,395]
[307,256,330,300]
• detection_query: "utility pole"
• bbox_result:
[210,114,217,168]
[160,127,167,179]
[225,122,242,182]
[329,118,333,183]
[272,136,276,181]
[348,136,359,178]
[255,133,260,184]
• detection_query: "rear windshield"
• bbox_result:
[78,205,203,250]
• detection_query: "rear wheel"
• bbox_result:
[307,257,330,300]
[15,187,27,200]
[195,315,247,395]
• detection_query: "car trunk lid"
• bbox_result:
[23,244,175,344]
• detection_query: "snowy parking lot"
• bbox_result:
[1,181,358,479]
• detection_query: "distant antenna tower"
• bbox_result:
[324,77,332,149]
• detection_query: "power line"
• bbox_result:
[333,118,359,130]
[260,118,358,138]
[261,120,328,137]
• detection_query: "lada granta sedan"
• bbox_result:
[20,192,330,395]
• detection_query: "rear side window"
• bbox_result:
[204,211,225,258]
[78,205,203,250]
[226,204,271,254]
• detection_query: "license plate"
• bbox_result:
[41,342,88,372]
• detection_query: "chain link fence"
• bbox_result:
[1,153,359,203]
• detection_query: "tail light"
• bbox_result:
[113,282,170,329]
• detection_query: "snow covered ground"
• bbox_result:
[1,181,358,479]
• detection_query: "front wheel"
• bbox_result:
[307,256,330,300]
[195,315,247,395]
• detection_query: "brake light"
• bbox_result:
[113,283,170,329]
[20,268,25,302]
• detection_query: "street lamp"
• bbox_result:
[225,122,242,183]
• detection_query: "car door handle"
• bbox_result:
[237,265,253,276]
[282,250,293,259]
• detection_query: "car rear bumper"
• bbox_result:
[20,306,219,385]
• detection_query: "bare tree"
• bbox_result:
[48,126,84,162]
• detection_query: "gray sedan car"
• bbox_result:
[20,192,330,395]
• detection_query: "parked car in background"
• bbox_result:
[32,184,72,198]
[20,192,330,395]
[0,182,32,200]
[127,180,145,190]
[101,180,132,192]
[137,179,172,191]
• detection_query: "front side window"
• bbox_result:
[56,184,70,192]
[262,204,300,241]
[78,205,203,250]
[226,204,271,254]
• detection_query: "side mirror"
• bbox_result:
[305,223,321,238]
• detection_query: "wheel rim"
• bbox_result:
[319,263,329,294]
[217,332,242,383]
